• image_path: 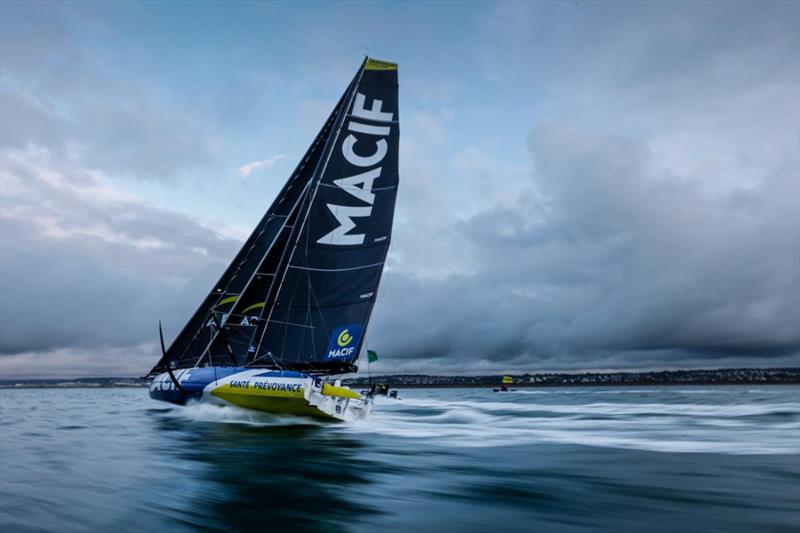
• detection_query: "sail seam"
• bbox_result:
[287,262,384,272]
[317,182,397,191]
[262,319,315,330]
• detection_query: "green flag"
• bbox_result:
[367,350,378,363]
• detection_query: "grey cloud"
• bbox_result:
[368,121,799,372]
[0,3,215,181]
[0,150,240,359]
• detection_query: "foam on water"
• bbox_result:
[169,400,326,427]
[2,386,798,532]
[142,387,799,455]
[339,390,800,455]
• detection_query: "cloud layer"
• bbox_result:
[0,148,239,374]
[373,123,799,372]
[1,1,798,377]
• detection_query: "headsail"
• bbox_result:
[149,58,398,377]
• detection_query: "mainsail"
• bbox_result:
[150,57,399,377]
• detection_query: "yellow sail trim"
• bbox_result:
[242,302,265,314]
[218,295,238,306]
[321,383,362,399]
[365,58,397,71]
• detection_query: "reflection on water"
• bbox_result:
[149,417,379,532]
[1,386,798,532]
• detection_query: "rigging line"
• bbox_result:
[220,181,312,325]
[237,218,311,368]
[298,178,317,366]
[274,260,307,364]
[169,106,340,371]
[296,202,312,366]
[192,179,314,368]
[308,275,328,364]
[235,113,343,365]
[209,313,239,366]
[306,266,319,363]
[249,61,367,367]
[302,221,323,365]
[223,325,256,342]
[183,239,262,367]
[241,188,311,364]
[212,125,335,320]
[176,220,278,367]
[169,131,328,368]
[267,319,315,330]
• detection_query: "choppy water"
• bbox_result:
[1,386,798,532]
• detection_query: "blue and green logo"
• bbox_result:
[326,324,363,359]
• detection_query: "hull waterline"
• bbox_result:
[149,367,371,421]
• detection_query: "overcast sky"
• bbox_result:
[1,1,798,378]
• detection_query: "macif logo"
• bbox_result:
[337,329,354,347]
[326,324,363,359]
[317,91,394,246]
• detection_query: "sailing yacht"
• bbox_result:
[147,57,399,421]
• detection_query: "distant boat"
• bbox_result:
[147,57,399,421]
[493,375,515,392]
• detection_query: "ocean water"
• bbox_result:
[1,386,798,532]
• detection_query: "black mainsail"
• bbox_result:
[150,58,399,377]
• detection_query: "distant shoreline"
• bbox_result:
[1,367,797,390]
[1,381,798,391]
[0,384,149,390]
[376,380,800,389]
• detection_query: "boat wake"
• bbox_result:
[150,389,799,455]
[165,401,326,427]
[341,393,800,455]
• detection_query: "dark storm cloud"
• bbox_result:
[356,0,800,372]
[0,150,239,361]
[369,123,799,372]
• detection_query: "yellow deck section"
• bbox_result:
[322,383,362,399]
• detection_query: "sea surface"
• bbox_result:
[1,386,798,532]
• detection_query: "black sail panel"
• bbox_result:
[251,58,399,374]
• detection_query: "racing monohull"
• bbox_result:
[147,57,399,421]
